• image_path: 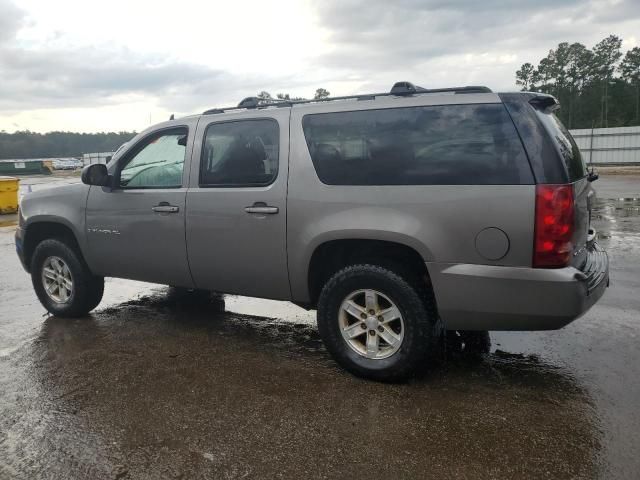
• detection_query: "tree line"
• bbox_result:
[255,87,330,103]
[516,35,640,129]
[0,88,332,160]
[0,131,136,160]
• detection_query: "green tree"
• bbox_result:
[514,35,639,128]
[515,63,536,90]
[256,91,273,104]
[620,47,640,123]
[314,88,330,100]
[276,93,306,101]
[564,43,593,127]
[592,35,623,127]
[593,35,623,79]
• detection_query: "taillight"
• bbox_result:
[533,184,575,268]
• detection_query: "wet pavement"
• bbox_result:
[0,175,639,479]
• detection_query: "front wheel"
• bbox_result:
[31,239,104,317]
[317,264,442,382]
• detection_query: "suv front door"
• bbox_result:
[85,124,195,287]
[186,110,290,299]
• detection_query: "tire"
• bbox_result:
[317,264,442,382]
[31,239,105,317]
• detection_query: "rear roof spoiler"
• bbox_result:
[529,94,560,113]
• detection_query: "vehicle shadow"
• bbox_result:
[19,292,602,479]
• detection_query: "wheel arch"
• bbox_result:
[305,237,433,308]
[23,219,86,273]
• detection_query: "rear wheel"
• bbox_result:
[317,264,442,381]
[31,239,104,317]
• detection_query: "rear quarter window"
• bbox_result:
[301,104,533,185]
[535,112,587,182]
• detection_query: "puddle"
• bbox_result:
[592,197,640,253]
[0,295,600,479]
[593,197,640,223]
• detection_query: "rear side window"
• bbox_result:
[535,112,587,182]
[200,119,279,187]
[301,104,533,185]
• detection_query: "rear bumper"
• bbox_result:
[428,247,609,331]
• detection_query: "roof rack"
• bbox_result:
[202,81,492,115]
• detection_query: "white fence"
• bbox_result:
[570,126,640,165]
[82,152,114,166]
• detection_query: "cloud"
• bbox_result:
[0,0,269,116]
[315,0,640,89]
[0,35,239,113]
[0,46,225,108]
[0,0,25,42]
[1,0,639,132]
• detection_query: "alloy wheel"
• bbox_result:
[338,289,404,359]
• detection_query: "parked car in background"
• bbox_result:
[51,158,83,170]
[15,82,609,381]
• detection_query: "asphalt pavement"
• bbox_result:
[0,174,639,479]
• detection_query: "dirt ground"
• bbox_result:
[1,175,639,479]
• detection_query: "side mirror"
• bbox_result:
[81,164,110,187]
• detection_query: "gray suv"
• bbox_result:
[15,82,609,380]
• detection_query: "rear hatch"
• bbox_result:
[534,110,591,257]
[534,108,607,289]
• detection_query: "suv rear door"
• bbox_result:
[185,109,291,299]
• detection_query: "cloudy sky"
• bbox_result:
[1,0,639,133]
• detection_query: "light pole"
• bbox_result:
[601,79,616,128]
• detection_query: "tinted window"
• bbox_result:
[200,119,279,186]
[119,128,187,188]
[536,111,587,182]
[302,104,533,185]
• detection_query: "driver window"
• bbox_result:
[119,128,188,188]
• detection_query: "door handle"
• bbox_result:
[152,202,180,213]
[244,203,279,214]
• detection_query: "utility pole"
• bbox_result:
[604,78,609,128]
[636,79,640,125]
[589,120,595,167]
[600,80,605,128]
